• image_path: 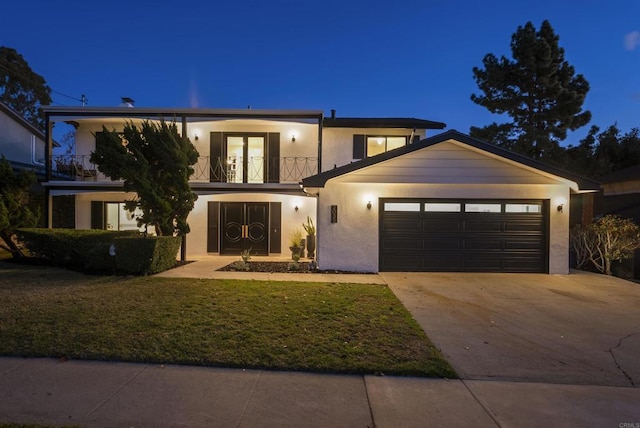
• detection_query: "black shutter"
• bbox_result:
[207,201,220,252]
[353,134,365,159]
[268,132,280,183]
[269,202,281,253]
[210,132,223,182]
[91,201,104,229]
[412,135,420,144]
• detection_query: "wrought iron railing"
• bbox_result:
[53,155,318,183]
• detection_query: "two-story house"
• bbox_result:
[42,105,598,274]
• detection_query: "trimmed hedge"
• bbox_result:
[113,235,182,275]
[16,228,138,269]
[15,229,181,275]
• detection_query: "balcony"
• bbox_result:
[52,155,318,184]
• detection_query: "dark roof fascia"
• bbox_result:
[43,106,324,122]
[302,129,601,191]
[322,117,446,129]
[43,181,307,195]
[0,101,46,141]
[191,182,306,195]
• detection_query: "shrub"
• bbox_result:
[113,235,182,275]
[570,215,640,275]
[14,229,180,275]
[16,228,137,269]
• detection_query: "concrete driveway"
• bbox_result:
[381,271,640,387]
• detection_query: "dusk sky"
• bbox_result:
[2,0,639,144]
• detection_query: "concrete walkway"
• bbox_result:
[1,357,639,428]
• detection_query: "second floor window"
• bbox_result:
[366,136,406,157]
[353,134,408,159]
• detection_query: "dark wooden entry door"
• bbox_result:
[220,202,269,255]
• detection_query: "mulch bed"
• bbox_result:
[217,261,373,274]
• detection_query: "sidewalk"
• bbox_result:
[1,357,638,427]
[155,255,387,284]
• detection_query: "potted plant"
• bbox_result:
[289,229,304,260]
[302,216,316,259]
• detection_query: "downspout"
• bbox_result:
[317,113,323,173]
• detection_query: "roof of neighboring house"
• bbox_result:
[302,129,601,191]
[599,164,640,184]
[322,117,446,129]
[0,100,46,141]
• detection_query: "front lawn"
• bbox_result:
[0,263,455,377]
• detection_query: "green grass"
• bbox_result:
[0,263,455,378]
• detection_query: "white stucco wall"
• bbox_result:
[321,127,427,172]
[313,140,574,274]
[186,193,316,258]
[73,191,317,258]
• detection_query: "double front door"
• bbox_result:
[220,202,269,255]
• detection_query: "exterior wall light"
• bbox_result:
[367,201,372,210]
[295,205,299,212]
[291,133,296,142]
[557,204,564,212]
[193,131,200,141]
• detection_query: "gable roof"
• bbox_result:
[323,117,446,129]
[0,100,46,141]
[302,129,600,191]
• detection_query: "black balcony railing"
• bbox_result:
[52,155,318,183]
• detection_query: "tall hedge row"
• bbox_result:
[16,229,181,275]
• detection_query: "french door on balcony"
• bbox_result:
[210,132,280,183]
[220,202,269,255]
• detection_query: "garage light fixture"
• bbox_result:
[367,201,372,210]
[557,204,564,212]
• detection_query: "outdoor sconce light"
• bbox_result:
[193,131,200,141]
[367,201,372,210]
[295,205,299,212]
[557,204,564,212]
[291,133,296,142]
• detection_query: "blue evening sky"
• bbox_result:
[2,0,639,144]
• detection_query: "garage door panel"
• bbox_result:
[381,218,421,232]
[381,237,424,250]
[463,238,503,250]
[504,238,544,250]
[504,219,544,232]
[423,238,462,250]
[423,219,462,231]
[380,199,548,273]
[463,219,504,232]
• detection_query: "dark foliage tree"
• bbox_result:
[564,124,640,178]
[470,20,591,163]
[90,120,199,236]
[0,156,39,257]
[0,46,52,132]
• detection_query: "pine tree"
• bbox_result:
[0,47,52,132]
[90,120,199,236]
[0,156,39,257]
[470,21,591,163]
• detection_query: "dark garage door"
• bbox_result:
[379,199,548,272]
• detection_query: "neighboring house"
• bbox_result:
[0,101,46,175]
[599,165,640,223]
[42,106,598,274]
